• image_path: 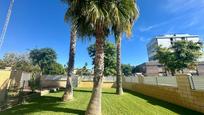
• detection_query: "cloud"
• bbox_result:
[139,37,145,42]
[138,15,184,32]
[139,1,204,33]
[164,0,204,13]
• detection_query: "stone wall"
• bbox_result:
[78,81,115,88]
[40,80,67,88]
[123,74,204,113]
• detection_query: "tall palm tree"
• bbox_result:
[63,0,138,114]
[62,0,77,101]
[68,1,113,114]
[111,0,139,95]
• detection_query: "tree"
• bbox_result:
[61,0,78,101]
[88,41,117,76]
[2,53,19,67]
[43,62,65,75]
[0,52,36,72]
[0,59,6,69]
[111,0,139,95]
[29,48,57,74]
[173,41,203,72]
[122,64,133,76]
[155,41,203,75]
[132,66,140,74]
[64,1,139,114]
[155,46,176,75]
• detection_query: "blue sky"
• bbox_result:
[0,0,204,69]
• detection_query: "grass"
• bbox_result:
[0,88,202,115]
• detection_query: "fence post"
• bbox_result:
[138,75,144,84]
[155,77,158,85]
[176,74,192,91]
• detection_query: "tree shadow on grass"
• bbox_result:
[0,96,85,115]
[124,89,203,115]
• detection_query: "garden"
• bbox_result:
[1,88,201,115]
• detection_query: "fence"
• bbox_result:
[123,74,204,114]
[81,76,116,82]
[124,76,178,87]
[78,76,116,88]
[124,77,139,83]
[40,75,116,88]
[41,75,79,88]
[189,76,204,90]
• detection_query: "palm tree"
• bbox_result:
[111,0,139,95]
[62,0,77,101]
[69,1,113,114]
[63,0,139,114]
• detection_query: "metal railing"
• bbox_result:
[124,76,178,87]
[189,76,204,90]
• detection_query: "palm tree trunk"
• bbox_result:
[62,27,77,101]
[86,32,105,115]
[116,34,123,95]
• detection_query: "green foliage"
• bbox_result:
[88,41,117,76]
[121,64,133,76]
[155,41,203,75]
[132,66,141,74]
[43,62,65,75]
[29,48,57,74]
[0,59,6,69]
[0,52,39,72]
[2,53,18,67]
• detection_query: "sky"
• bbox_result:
[0,0,204,69]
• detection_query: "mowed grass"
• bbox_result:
[0,88,202,115]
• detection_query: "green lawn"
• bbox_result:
[0,88,202,115]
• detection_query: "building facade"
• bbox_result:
[147,34,203,61]
[137,34,204,76]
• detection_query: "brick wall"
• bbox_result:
[123,74,204,113]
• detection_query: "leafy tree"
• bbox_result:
[29,48,57,74]
[43,62,65,75]
[0,52,37,72]
[132,66,140,74]
[2,53,19,67]
[155,41,203,75]
[172,41,202,72]
[155,46,176,75]
[88,41,117,76]
[121,64,133,76]
[0,59,6,69]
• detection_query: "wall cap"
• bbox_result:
[175,74,191,77]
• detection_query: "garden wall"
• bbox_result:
[123,75,204,113]
[41,75,116,88]
[0,70,11,104]
[78,81,115,88]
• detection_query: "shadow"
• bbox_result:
[124,89,203,115]
[0,96,85,115]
